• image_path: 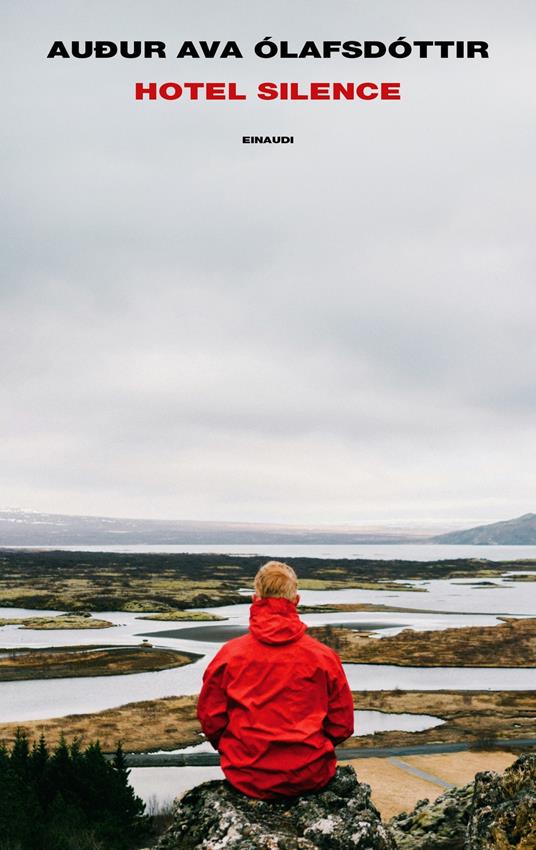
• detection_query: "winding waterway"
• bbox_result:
[126,708,447,807]
[2,562,534,807]
[0,573,534,722]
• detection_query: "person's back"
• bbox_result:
[197,561,354,799]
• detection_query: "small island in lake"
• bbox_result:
[309,616,536,667]
[0,644,196,681]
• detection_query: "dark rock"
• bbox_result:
[154,755,536,850]
[389,782,474,850]
[389,754,536,850]
[465,752,536,850]
[155,765,396,849]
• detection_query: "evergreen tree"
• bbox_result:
[0,733,147,850]
[30,734,49,777]
[110,741,146,835]
[2,733,43,850]
[113,741,129,778]
[10,727,31,778]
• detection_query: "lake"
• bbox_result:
[15,543,536,560]
[0,574,534,722]
[1,570,534,810]
[127,709,447,808]
[3,552,531,812]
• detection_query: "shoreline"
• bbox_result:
[0,645,201,682]
[0,689,533,754]
[309,616,536,668]
[137,621,402,642]
[0,549,534,613]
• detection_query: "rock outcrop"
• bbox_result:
[155,766,396,849]
[389,753,536,850]
[155,755,536,850]
[389,782,474,850]
[466,753,536,850]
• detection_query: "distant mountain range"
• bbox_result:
[0,509,535,547]
[0,509,419,546]
[430,513,536,545]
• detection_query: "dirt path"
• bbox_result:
[386,756,453,789]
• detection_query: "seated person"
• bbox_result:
[197,560,354,799]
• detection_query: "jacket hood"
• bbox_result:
[249,596,307,645]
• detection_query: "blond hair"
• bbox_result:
[254,561,298,600]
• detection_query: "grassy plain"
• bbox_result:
[345,751,518,819]
[345,689,536,750]
[1,690,533,754]
[401,750,519,786]
[309,617,536,667]
[299,602,465,615]
[0,645,195,681]
[0,614,113,629]
[0,550,533,612]
[0,695,201,752]
[505,574,536,581]
[347,757,447,819]
[136,611,227,621]
[298,579,425,592]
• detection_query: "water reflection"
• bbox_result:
[129,766,224,809]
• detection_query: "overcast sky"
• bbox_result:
[2,0,535,525]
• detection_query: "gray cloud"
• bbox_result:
[1,0,535,523]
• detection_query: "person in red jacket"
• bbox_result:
[197,560,354,799]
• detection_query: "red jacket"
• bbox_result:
[196,596,354,799]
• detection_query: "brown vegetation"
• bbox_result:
[343,689,536,751]
[298,579,425,592]
[0,614,114,629]
[2,549,530,612]
[346,751,518,820]
[136,610,226,621]
[0,695,201,752]
[0,690,533,755]
[299,603,461,615]
[505,574,536,582]
[0,645,194,681]
[309,617,536,667]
